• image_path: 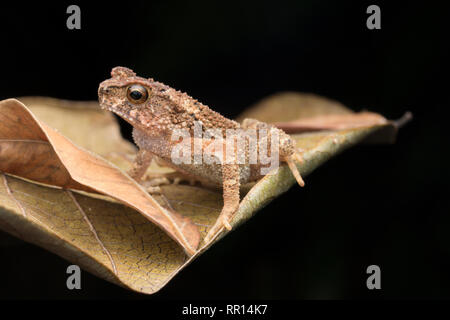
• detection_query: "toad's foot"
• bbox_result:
[284,149,305,187]
[203,206,236,244]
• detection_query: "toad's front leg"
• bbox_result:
[128,149,169,194]
[204,163,241,243]
[128,149,153,181]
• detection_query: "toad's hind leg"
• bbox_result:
[242,118,305,187]
[268,120,305,187]
[204,163,240,243]
[283,150,305,187]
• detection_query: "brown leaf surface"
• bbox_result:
[0,99,200,255]
[16,97,136,158]
[238,92,411,144]
[272,112,388,133]
[236,92,352,123]
[0,93,404,294]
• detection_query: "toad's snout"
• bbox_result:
[98,81,111,96]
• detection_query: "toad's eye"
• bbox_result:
[126,84,148,104]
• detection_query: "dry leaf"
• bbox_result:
[238,92,411,143]
[273,112,388,133]
[0,99,200,255]
[0,93,405,294]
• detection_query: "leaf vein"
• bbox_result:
[1,173,27,217]
[66,190,118,276]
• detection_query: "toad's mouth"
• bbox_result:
[99,100,137,124]
[98,98,158,130]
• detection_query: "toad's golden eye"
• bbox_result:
[126,84,148,104]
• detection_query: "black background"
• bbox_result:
[0,0,449,299]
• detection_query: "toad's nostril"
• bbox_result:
[99,87,110,95]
